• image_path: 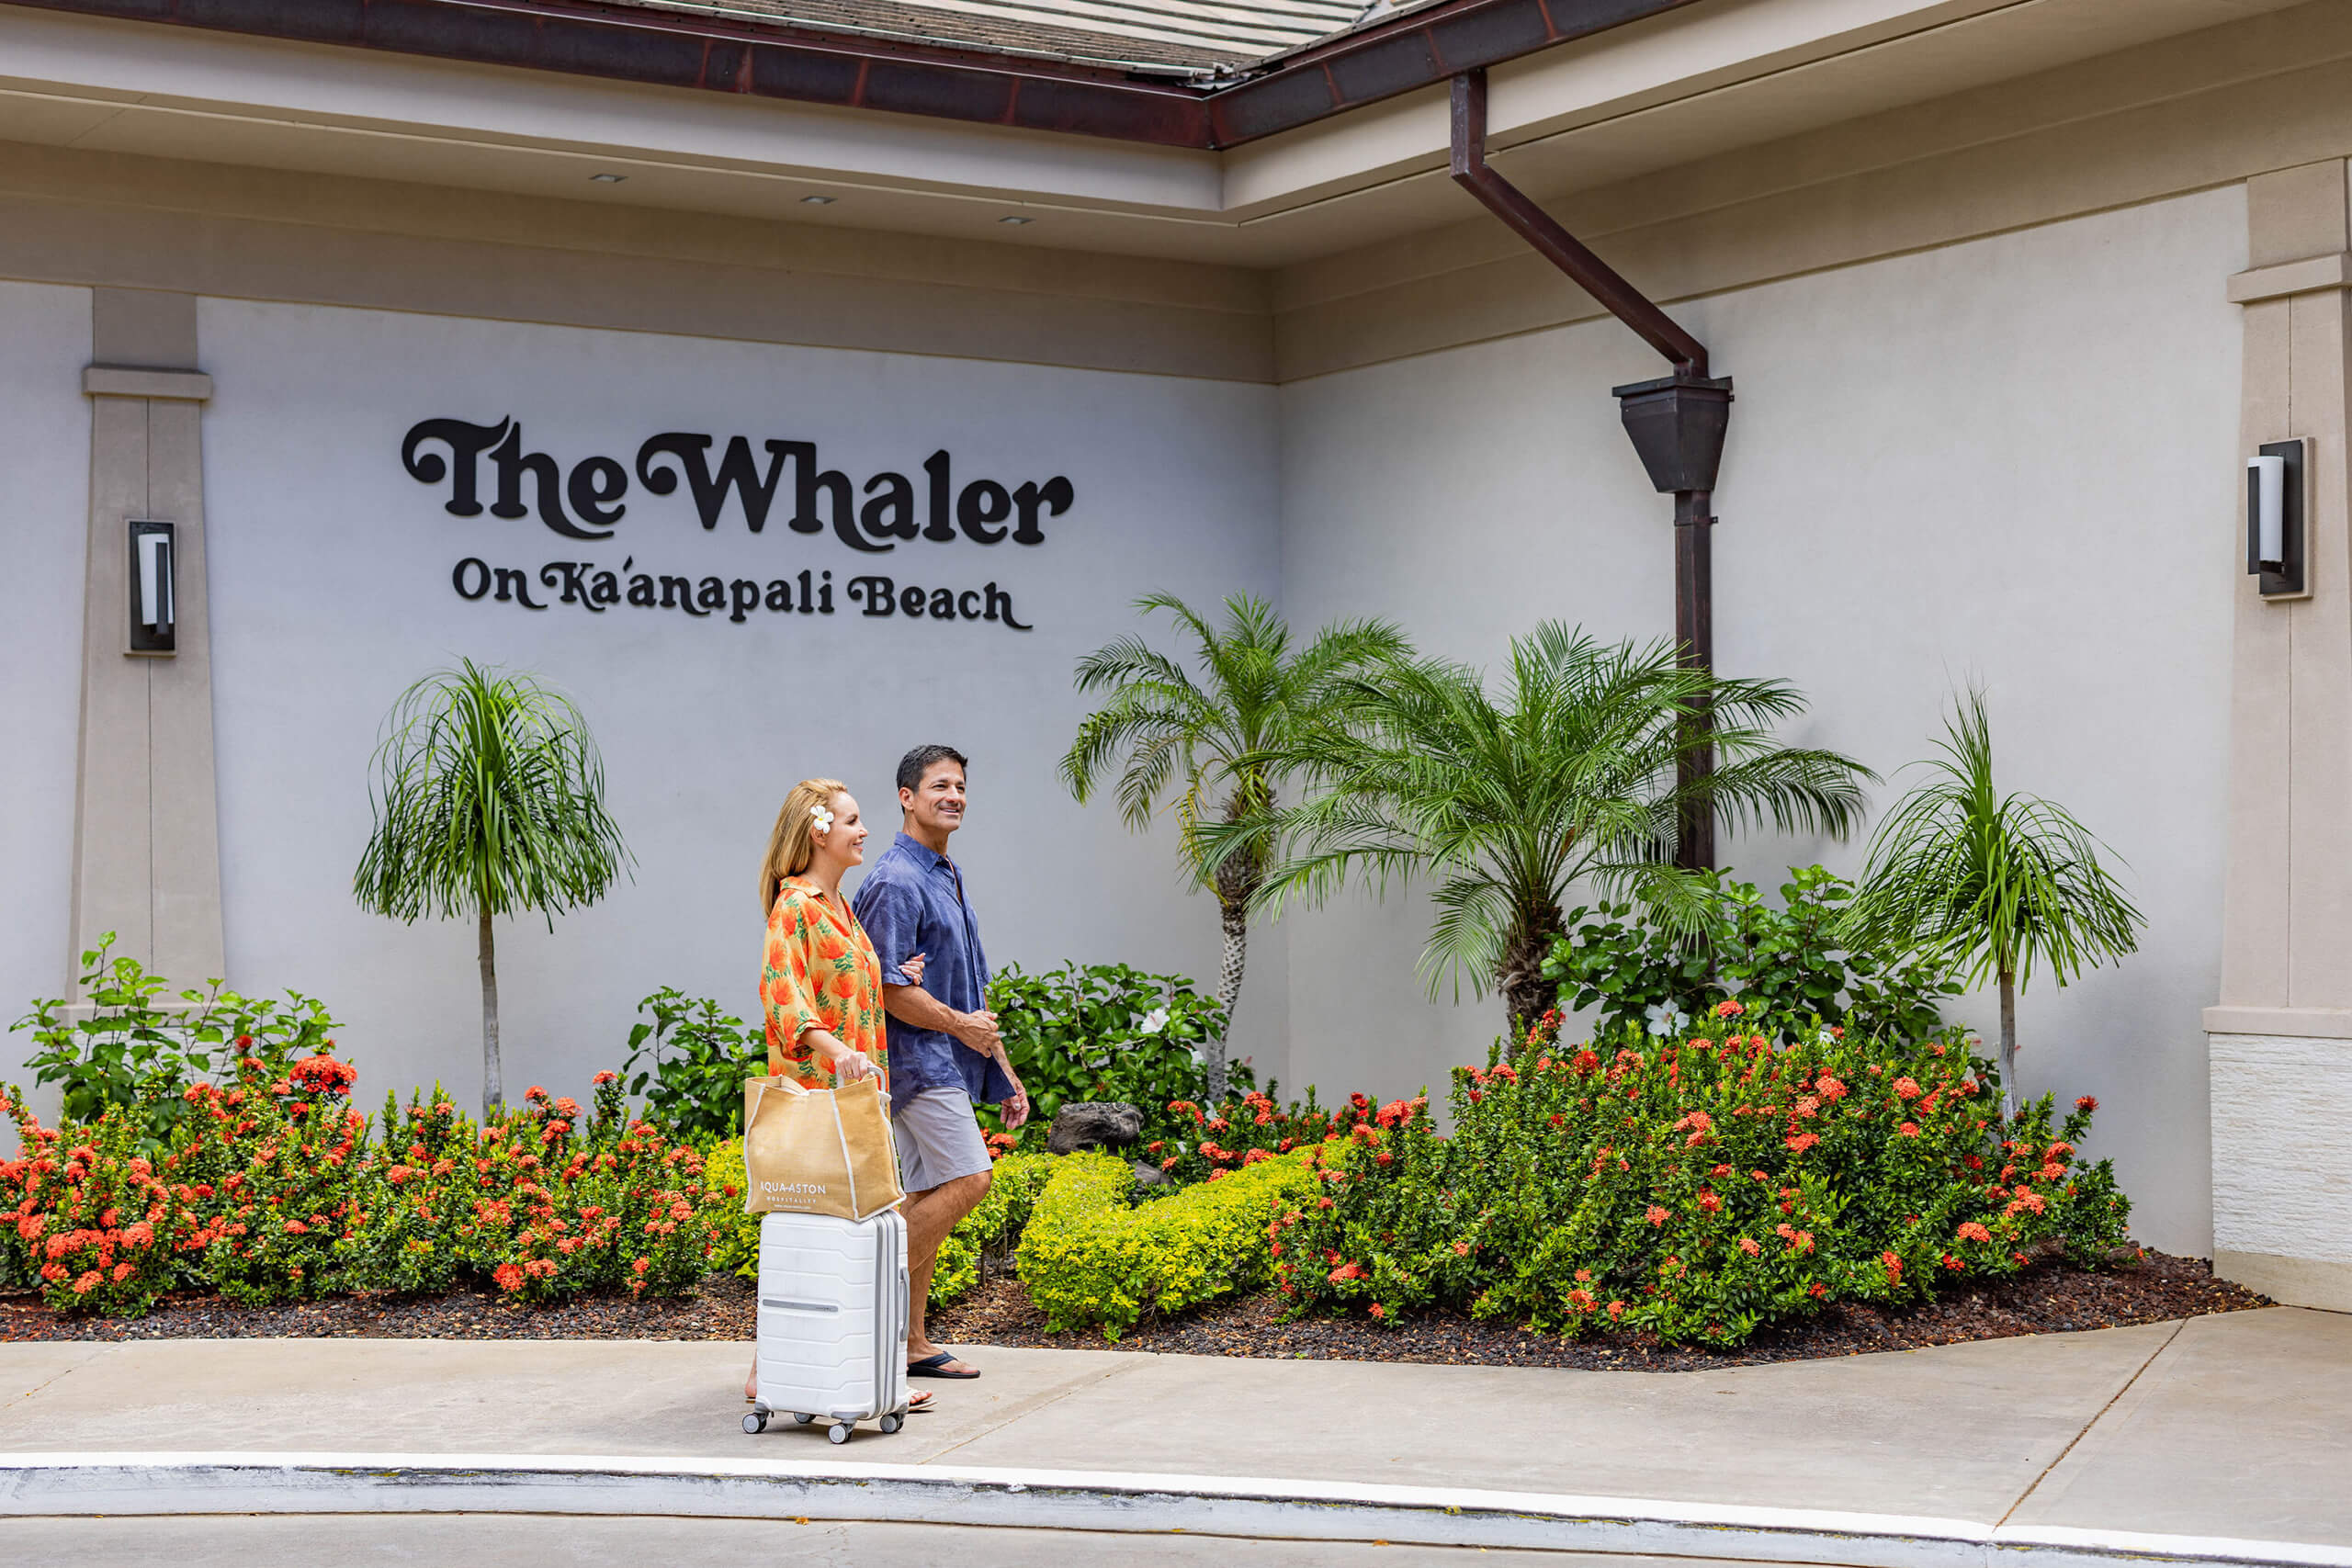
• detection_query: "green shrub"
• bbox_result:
[1542,866,1961,1047]
[619,987,766,1144]
[1274,1005,2132,1346]
[1016,1147,1318,1338]
[706,1137,758,1279]
[982,964,1237,1147]
[11,934,338,1154]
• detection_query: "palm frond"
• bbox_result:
[1238,621,1870,1026]
[1846,688,2142,989]
[353,660,631,925]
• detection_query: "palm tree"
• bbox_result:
[1844,690,2142,1118]
[1215,624,1871,1043]
[1061,593,1407,1096]
[354,660,630,1118]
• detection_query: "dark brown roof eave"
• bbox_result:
[2,0,1702,149]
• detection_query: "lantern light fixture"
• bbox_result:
[128,520,175,655]
[2246,438,2309,599]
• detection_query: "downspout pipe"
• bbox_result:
[1449,67,1732,871]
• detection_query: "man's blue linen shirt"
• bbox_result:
[853,831,1015,1113]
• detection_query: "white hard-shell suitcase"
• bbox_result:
[743,1209,910,1443]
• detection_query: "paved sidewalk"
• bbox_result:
[1,1306,2345,1558]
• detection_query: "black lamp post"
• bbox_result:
[1614,372,1733,868]
[1450,69,1732,869]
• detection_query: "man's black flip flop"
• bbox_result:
[909,1352,980,1379]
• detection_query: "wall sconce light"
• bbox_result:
[2246,438,2309,599]
[129,520,175,655]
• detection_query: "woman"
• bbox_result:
[746,778,931,1408]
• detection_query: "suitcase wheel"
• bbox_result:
[743,1411,767,1435]
[877,1414,903,1435]
[792,1413,814,1426]
[828,1422,853,1444]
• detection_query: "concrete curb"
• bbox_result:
[2,1453,2346,1564]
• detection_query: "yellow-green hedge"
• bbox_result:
[1014,1149,1319,1338]
[705,1141,1056,1310]
[928,1152,1057,1305]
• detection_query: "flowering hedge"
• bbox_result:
[1143,1087,1403,1184]
[0,1053,732,1316]
[1015,1147,1319,1338]
[1271,1005,2132,1346]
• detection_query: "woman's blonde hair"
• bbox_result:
[759,778,849,912]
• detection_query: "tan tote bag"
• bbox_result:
[741,1074,905,1221]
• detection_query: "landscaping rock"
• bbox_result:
[1131,1159,1171,1186]
[1047,1100,1144,1156]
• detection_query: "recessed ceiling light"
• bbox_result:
[801,195,836,206]
[999,215,1033,225]
[589,172,628,183]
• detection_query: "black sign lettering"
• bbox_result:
[636,434,789,533]
[408,417,1070,545]
[408,415,1063,628]
[406,418,509,517]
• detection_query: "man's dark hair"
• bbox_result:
[896,745,969,795]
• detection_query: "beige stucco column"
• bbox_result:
[68,288,225,991]
[2206,161,2352,1311]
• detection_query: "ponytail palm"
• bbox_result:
[1061,592,1407,1096]
[354,660,630,1117]
[1844,691,2142,1118]
[1218,624,1872,1043]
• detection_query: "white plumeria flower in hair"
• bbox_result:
[810,804,835,835]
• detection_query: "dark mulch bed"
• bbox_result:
[0,1277,765,1344]
[927,1248,2270,1371]
[0,1250,2267,1367]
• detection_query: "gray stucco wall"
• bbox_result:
[0,281,93,1043]
[4,298,1288,1115]
[1,186,2251,1256]
[1272,186,2247,1254]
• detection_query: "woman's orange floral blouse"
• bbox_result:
[761,875,888,1092]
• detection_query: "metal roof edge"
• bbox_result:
[0,0,1699,148]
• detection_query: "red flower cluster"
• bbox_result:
[1,1061,726,1317]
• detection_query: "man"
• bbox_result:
[853,744,1029,1381]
